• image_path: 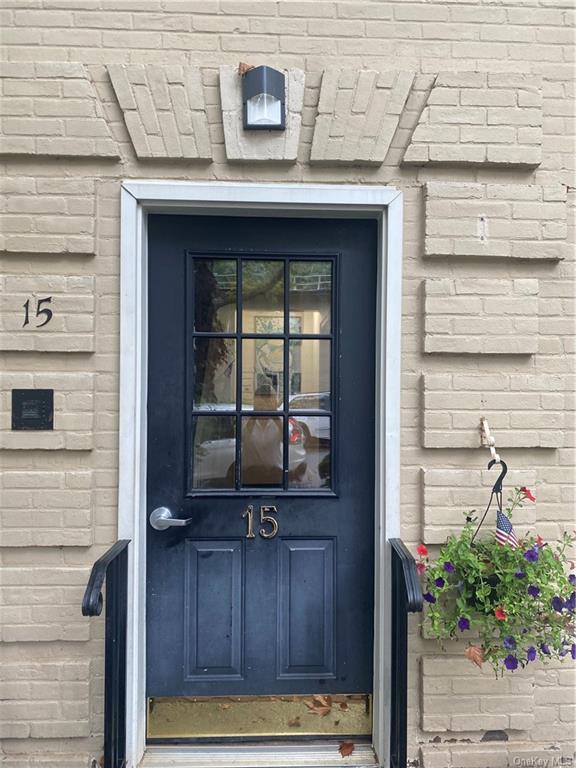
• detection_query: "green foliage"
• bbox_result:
[419,488,576,674]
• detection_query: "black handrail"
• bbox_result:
[82,539,130,768]
[390,538,423,768]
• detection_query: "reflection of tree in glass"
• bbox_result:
[193,260,284,404]
[194,261,235,403]
[243,261,284,305]
[290,261,331,292]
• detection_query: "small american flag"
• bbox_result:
[496,509,518,548]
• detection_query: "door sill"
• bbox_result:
[140,742,379,767]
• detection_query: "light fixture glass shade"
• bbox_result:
[246,93,282,127]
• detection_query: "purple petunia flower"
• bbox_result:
[526,646,537,662]
[551,596,564,612]
[565,592,576,612]
[514,571,526,579]
[443,561,455,573]
[527,585,540,598]
[434,577,445,588]
[503,636,516,650]
[458,617,470,632]
[423,592,436,604]
[569,574,576,586]
[524,548,539,562]
[540,643,551,655]
[504,654,518,671]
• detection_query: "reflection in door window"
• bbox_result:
[290,261,331,333]
[241,415,284,487]
[188,254,335,493]
[191,415,236,489]
[242,338,284,409]
[289,416,331,489]
[193,338,236,408]
[193,259,236,333]
[242,260,284,333]
[289,339,331,410]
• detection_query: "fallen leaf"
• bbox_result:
[238,62,254,76]
[218,703,231,710]
[304,695,333,717]
[287,716,301,727]
[464,645,484,668]
[339,702,349,711]
[339,741,355,758]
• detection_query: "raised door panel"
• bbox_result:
[184,539,244,681]
[277,538,336,679]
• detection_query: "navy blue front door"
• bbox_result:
[146,215,376,699]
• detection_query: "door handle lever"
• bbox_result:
[149,506,193,531]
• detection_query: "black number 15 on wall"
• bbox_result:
[23,297,53,328]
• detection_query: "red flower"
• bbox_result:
[416,544,428,557]
[416,561,426,575]
[520,487,536,502]
[495,607,507,621]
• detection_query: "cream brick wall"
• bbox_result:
[424,182,568,260]
[0,2,574,767]
[423,277,540,354]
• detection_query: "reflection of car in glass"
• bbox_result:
[193,405,306,488]
[288,393,330,446]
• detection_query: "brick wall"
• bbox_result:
[0,2,574,767]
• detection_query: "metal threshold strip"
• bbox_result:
[148,695,372,740]
[140,742,379,768]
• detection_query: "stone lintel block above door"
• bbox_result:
[219,65,304,162]
[311,69,415,165]
[108,64,212,160]
[424,182,567,261]
[403,72,543,167]
[0,61,118,159]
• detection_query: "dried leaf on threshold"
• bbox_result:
[339,741,355,758]
[287,716,301,727]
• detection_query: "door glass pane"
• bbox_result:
[194,259,236,332]
[241,416,283,487]
[289,339,331,410]
[193,338,236,409]
[242,339,284,409]
[289,416,331,489]
[242,260,284,333]
[191,415,236,489]
[290,261,332,333]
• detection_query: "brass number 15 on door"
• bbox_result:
[242,505,278,539]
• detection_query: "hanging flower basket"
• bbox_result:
[417,483,576,674]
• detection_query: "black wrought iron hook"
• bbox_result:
[488,458,508,494]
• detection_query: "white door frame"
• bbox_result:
[118,181,403,768]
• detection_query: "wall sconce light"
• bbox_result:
[242,66,285,131]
